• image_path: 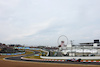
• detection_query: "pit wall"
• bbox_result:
[40,56,100,59]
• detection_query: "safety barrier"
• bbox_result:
[21,57,42,60]
[21,57,100,62]
[42,59,65,61]
[81,60,100,62]
[0,52,25,55]
[34,54,40,56]
[30,48,41,50]
[41,50,49,56]
[40,56,100,59]
[14,47,41,50]
[21,57,65,61]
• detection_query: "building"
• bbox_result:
[80,40,100,47]
[59,40,100,56]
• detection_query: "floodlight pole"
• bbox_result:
[92,45,94,54]
[75,46,76,56]
[83,46,84,56]
[70,40,72,53]
[70,40,74,55]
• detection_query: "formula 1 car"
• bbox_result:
[66,58,81,62]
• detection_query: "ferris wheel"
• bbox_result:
[57,35,68,47]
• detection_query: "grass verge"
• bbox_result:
[0,50,33,60]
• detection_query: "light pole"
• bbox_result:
[70,40,74,56]
[75,46,76,56]
[83,46,85,56]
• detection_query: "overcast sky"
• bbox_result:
[0,0,100,46]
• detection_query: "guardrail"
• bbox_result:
[0,52,25,55]
[14,47,41,50]
[21,57,65,61]
[21,57,100,63]
[40,56,100,59]
[41,50,49,56]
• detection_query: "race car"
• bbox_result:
[66,58,81,62]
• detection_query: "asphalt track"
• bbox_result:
[4,51,100,65]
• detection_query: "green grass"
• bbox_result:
[25,56,41,59]
[25,51,33,54]
[24,50,48,59]
[0,50,34,60]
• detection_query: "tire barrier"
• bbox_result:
[81,60,100,62]
[0,52,25,55]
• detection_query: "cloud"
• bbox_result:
[0,0,100,46]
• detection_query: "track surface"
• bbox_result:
[5,51,100,65]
